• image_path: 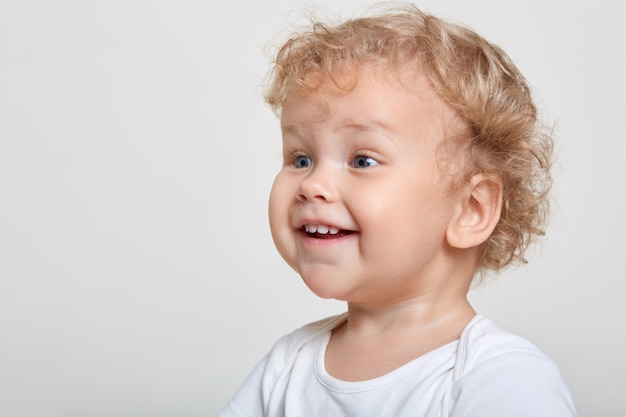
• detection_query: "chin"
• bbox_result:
[300,274,347,301]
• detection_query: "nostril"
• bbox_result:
[296,173,335,202]
[296,188,329,202]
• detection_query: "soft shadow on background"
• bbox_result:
[1,1,624,416]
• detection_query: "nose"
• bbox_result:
[296,166,338,203]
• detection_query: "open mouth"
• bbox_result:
[302,224,355,239]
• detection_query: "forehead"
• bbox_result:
[280,63,460,137]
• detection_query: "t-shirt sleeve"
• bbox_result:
[219,353,271,417]
[219,331,293,417]
[448,352,577,417]
[219,314,347,417]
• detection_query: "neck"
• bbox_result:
[344,293,475,335]
[342,266,476,336]
[326,282,476,382]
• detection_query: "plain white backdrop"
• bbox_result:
[1,0,624,416]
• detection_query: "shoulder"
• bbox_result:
[253,313,347,388]
[269,313,348,364]
[455,315,550,373]
[220,313,348,417]
[450,315,577,416]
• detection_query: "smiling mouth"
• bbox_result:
[302,224,355,239]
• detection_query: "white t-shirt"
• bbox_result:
[220,314,577,417]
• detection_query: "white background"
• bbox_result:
[1,1,624,416]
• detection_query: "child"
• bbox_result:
[221,3,576,416]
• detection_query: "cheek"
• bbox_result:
[268,176,289,233]
[357,178,452,248]
[268,174,297,261]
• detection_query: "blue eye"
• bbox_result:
[294,155,312,168]
[352,155,379,168]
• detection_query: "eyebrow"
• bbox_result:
[281,124,303,135]
[338,121,398,147]
[281,119,399,148]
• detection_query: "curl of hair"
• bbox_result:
[265,3,553,273]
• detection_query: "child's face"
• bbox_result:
[269,65,467,306]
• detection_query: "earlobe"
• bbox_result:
[446,174,503,249]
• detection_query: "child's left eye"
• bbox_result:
[351,155,379,168]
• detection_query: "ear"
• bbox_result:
[446,174,503,249]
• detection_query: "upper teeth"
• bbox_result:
[305,224,339,235]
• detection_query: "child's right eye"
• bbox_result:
[294,155,312,168]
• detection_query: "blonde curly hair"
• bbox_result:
[265,3,553,273]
